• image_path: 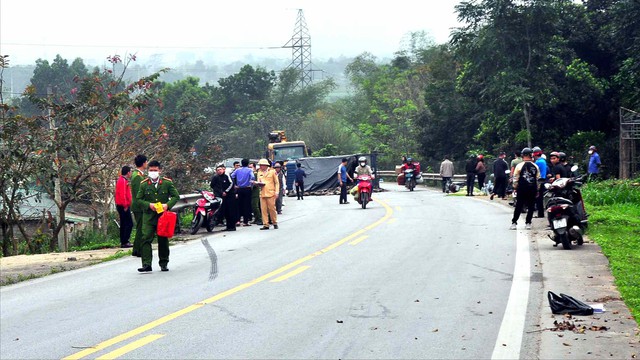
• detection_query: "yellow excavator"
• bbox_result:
[266,130,309,164]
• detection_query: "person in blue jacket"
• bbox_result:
[294,162,307,200]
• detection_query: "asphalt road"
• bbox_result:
[0,184,534,359]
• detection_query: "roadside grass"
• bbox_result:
[180,211,194,230]
[99,249,131,262]
[68,229,122,251]
[582,179,640,323]
[1,265,72,286]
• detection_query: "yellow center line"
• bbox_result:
[94,334,165,360]
[270,266,311,282]
[63,199,393,360]
[349,235,369,246]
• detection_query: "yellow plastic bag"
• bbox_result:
[154,202,164,213]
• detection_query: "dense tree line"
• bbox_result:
[347,0,638,171]
[0,55,340,255]
[1,0,637,255]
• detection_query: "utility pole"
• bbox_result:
[48,86,66,251]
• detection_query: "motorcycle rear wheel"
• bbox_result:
[559,232,572,250]
[190,212,203,235]
[205,213,215,232]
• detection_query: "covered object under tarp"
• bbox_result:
[292,155,369,192]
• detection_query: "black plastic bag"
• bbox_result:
[548,291,594,315]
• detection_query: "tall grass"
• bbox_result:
[582,178,640,206]
[582,178,640,323]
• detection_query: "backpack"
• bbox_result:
[518,162,538,191]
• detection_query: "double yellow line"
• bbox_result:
[64,199,394,360]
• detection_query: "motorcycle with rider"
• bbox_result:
[351,156,375,208]
[398,157,422,191]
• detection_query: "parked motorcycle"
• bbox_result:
[190,190,222,235]
[544,166,588,249]
[355,174,373,209]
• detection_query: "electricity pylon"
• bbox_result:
[283,9,317,89]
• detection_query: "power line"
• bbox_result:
[1,42,286,51]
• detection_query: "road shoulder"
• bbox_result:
[0,236,199,286]
[464,190,639,358]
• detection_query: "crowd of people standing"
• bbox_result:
[114,154,301,272]
[209,158,290,231]
[438,145,599,230]
[113,146,599,271]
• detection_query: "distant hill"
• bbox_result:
[1,56,362,102]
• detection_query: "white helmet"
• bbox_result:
[358,156,367,163]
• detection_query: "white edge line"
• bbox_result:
[491,227,531,359]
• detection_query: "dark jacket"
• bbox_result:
[465,159,477,174]
[210,173,235,198]
[493,158,509,178]
[295,168,307,183]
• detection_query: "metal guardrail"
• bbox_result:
[377,171,467,182]
[172,193,202,212]
[171,173,469,232]
[176,171,467,211]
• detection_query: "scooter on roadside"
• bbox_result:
[544,166,588,250]
[355,174,373,209]
[190,189,222,235]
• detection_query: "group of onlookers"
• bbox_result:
[207,158,308,230]
[209,158,293,231]
[437,145,602,230]
[112,155,309,272]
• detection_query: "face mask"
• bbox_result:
[148,171,159,180]
[360,162,366,167]
[588,150,593,155]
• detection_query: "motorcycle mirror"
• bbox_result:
[571,165,579,172]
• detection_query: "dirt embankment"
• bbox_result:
[0,233,203,286]
[0,248,127,286]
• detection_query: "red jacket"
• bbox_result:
[115,176,132,208]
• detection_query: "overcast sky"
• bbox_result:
[0,0,463,66]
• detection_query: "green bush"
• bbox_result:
[69,228,119,251]
[180,210,194,229]
[17,230,51,255]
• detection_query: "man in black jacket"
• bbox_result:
[491,151,509,200]
[210,164,237,231]
[465,155,477,196]
[510,148,541,230]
